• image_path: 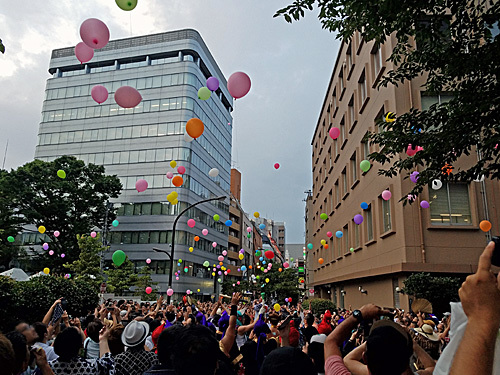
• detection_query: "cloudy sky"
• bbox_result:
[0,0,339,243]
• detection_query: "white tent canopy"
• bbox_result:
[0,268,29,281]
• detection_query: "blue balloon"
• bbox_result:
[241,265,247,272]
[259,257,263,261]
[262,260,266,264]
[259,224,266,230]
[360,202,368,210]
[225,220,233,227]
[335,231,343,238]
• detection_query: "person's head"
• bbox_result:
[15,322,38,345]
[86,320,103,343]
[149,319,162,334]
[5,331,29,375]
[121,320,149,348]
[305,313,314,327]
[308,335,326,374]
[32,322,48,343]
[172,325,219,375]
[0,333,15,375]
[364,321,413,375]
[260,347,316,375]
[437,323,444,333]
[108,325,125,356]
[53,327,83,361]
[157,325,184,367]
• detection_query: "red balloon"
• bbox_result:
[115,86,142,108]
[274,163,280,169]
[264,250,275,260]
[329,127,340,139]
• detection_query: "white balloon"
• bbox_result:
[184,133,194,142]
[208,168,219,177]
[431,179,443,190]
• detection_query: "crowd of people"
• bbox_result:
[0,242,499,375]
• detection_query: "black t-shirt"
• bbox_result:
[301,326,319,344]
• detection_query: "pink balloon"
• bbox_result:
[166,172,174,179]
[329,127,340,139]
[218,255,224,262]
[135,179,148,192]
[186,289,191,295]
[145,287,152,294]
[227,72,251,99]
[54,231,60,237]
[61,253,65,258]
[246,227,252,233]
[274,163,280,169]
[177,166,186,174]
[115,86,142,108]
[91,85,109,104]
[42,243,49,250]
[176,277,179,280]
[406,145,418,157]
[90,231,97,238]
[222,250,227,256]
[80,18,110,49]
[202,229,208,236]
[212,242,217,248]
[283,262,289,268]
[326,231,333,238]
[167,288,174,296]
[49,250,54,255]
[75,42,94,63]
[381,190,392,201]
[146,258,151,264]
[187,219,196,228]
[237,281,240,285]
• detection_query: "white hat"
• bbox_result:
[121,320,149,347]
[414,324,440,342]
[310,334,327,344]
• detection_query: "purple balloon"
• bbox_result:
[80,18,110,49]
[75,42,94,64]
[353,214,364,225]
[206,77,219,91]
[420,200,430,208]
[42,243,49,250]
[410,171,420,183]
[91,85,109,104]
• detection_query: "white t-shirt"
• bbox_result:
[34,341,59,362]
[83,337,100,359]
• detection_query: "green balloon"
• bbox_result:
[178,259,182,263]
[203,261,210,267]
[291,257,294,261]
[112,220,119,227]
[112,250,126,267]
[350,247,354,252]
[360,160,371,172]
[217,278,222,283]
[256,275,260,280]
[255,250,261,257]
[307,243,313,250]
[7,236,15,243]
[197,87,211,100]
[320,213,328,220]
[260,267,265,272]
[115,0,138,11]
[247,233,251,238]
[57,170,66,179]
[213,214,220,222]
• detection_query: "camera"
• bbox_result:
[491,236,500,267]
[60,298,68,310]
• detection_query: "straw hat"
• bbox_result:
[414,324,439,341]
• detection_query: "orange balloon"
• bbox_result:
[172,176,184,187]
[324,244,329,249]
[278,268,282,272]
[219,261,223,266]
[249,265,252,269]
[194,236,200,242]
[186,118,205,139]
[480,220,492,232]
[318,258,324,265]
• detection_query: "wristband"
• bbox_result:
[231,305,238,316]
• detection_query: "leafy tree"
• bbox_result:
[0,275,17,331]
[275,1,500,196]
[309,298,336,316]
[63,234,104,288]
[104,258,139,296]
[1,156,121,272]
[403,272,462,314]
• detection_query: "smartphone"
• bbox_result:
[491,236,500,267]
[52,304,64,323]
[60,298,68,310]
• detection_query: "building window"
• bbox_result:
[350,153,358,184]
[359,70,367,104]
[328,147,332,169]
[362,133,370,160]
[366,204,373,241]
[354,222,360,249]
[372,44,383,77]
[339,69,345,93]
[336,236,342,258]
[421,93,454,111]
[332,88,337,115]
[382,197,392,232]
[343,224,349,253]
[430,182,471,225]
[329,190,333,213]
[346,42,353,73]
[348,96,355,128]
[340,117,346,144]
[342,169,348,195]
[335,180,340,205]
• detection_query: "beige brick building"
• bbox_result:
[307,33,500,311]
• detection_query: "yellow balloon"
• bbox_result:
[38,226,46,234]
[170,160,177,168]
[197,289,200,292]
[43,267,50,274]
[189,247,194,252]
[172,199,178,205]
[274,303,280,312]
[320,239,326,245]
[212,272,215,276]
[221,266,226,271]
[385,112,396,123]
[239,253,244,260]
[265,278,270,283]
[254,212,260,218]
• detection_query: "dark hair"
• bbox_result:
[157,325,184,366]
[307,342,325,374]
[260,347,316,375]
[366,326,413,375]
[32,322,47,343]
[0,333,15,375]
[108,325,125,356]
[5,331,28,374]
[305,313,314,326]
[149,319,162,333]
[86,320,103,343]
[172,325,219,375]
[53,327,83,361]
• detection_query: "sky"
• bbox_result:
[0,0,339,244]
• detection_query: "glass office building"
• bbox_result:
[34,29,233,298]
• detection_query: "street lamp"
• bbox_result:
[156,195,227,303]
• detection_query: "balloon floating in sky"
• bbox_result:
[480,220,492,232]
[43,268,50,275]
[381,190,392,201]
[91,85,108,104]
[431,179,443,190]
[170,160,177,168]
[265,250,274,259]
[318,258,324,265]
[189,247,194,252]
[166,172,173,179]
[135,179,148,192]
[145,287,152,294]
[360,202,369,210]
[360,160,371,172]
[187,219,196,228]
[420,200,430,209]
[410,171,420,183]
[329,127,340,140]
[115,86,142,108]
[206,77,219,91]
[208,168,219,177]
[57,170,66,179]
[320,239,326,246]
[167,288,174,296]
[172,176,184,187]
[254,212,260,218]
[54,231,60,237]
[353,214,364,225]
[213,214,220,221]
[335,231,343,238]
[75,42,94,64]
[246,227,252,233]
[320,213,328,220]
[307,243,313,250]
[212,242,217,248]
[202,229,208,236]
[227,71,251,99]
[326,231,333,238]
[115,0,138,11]
[80,18,110,49]
[259,224,266,230]
[186,118,204,139]
[177,166,186,175]
[42,243,49,250]
[112,220,119,227]
[49,250,54,255]
[197,87,211,100]
[283,262,289,268]
[112,250,126,266]
[225,220,233,227]
[7,236,15,243]
[146,258,151,264]
[274,163,280,169]
[38,226,46,234]
[90,231,97,238]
